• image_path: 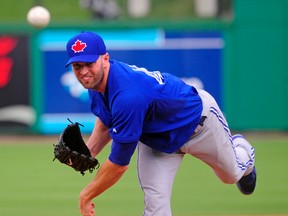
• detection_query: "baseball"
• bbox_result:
[27,6,50,28]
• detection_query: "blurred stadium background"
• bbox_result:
[0,0,287,215]
[0,0,287,134]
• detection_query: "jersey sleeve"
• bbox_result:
[109,140,138,166]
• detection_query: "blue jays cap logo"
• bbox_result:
[71,39,87,53]
[65,31,107,67]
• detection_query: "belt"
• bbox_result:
[193,116,207,134]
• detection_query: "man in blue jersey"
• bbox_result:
[65,31,256,216]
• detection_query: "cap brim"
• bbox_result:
[65,55,100,67]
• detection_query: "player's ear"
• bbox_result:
[102,53,110,67]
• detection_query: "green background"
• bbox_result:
[224,0,288,130]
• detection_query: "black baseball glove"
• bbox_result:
[53,119,100,175]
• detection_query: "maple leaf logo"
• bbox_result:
[71,39,87,53]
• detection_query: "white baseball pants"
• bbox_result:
[137,89,255,216]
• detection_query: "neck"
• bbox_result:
[96,62,110,93]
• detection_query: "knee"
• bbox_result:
[218,172,239,184]
[221,177,238,184]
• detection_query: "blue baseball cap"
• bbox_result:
[65,31,106,67]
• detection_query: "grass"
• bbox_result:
[0,134,287,216]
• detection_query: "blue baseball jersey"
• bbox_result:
[89,60,202,165]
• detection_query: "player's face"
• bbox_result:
[72,56,104,91]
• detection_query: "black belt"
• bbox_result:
[199,116,207,126]
[193,116,207,135]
